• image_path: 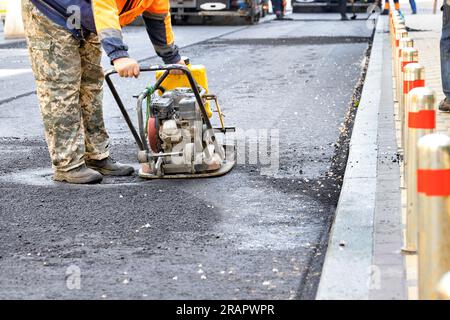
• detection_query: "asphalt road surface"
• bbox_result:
[0,13,374,299]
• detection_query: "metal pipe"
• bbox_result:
[136,94,150,152]
[403,87,435,254]
[152,151,184,158]
[104,70,145,151]
[204,94,226,131]
[417,134,450,300]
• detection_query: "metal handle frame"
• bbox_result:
[104,64,222,158]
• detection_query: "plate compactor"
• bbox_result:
[105,60,236,179]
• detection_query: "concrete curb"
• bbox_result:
[315,17,384,300]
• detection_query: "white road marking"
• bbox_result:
[0,68,32,78]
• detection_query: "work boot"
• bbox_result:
[86,157,134,176]
[439,98,450,112]
[54,164,103,184]
[341,14,349,21]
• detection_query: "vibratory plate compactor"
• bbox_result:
[105,59,236,179]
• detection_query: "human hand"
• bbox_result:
[169,59,187,75]
[113,57,140,78]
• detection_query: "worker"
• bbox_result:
[339,0,348,20]
[22,0,185,184]
[272,0,286,19]
[382,0,397,14]
[339,0,357,20]
[382,0,417,15]
[440,0,450,111]
[409,0,417,14]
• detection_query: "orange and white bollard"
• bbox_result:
[437,272,450,300]
[417,133,450,300]
[397,39,415,103]
[393,29,409,94]
[392,13,404,34]
[392,25,407,60]
[403,87,436,254]
[390,11,401,40]
[391,14,404,49]
[393,14,404,29]
[402,63,425,146]
[397,48,419,144]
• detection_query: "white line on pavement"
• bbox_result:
[0,68,32,78]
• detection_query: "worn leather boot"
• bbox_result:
[439,98,450,112]
[54,164,103,184]
[86,157,134,176]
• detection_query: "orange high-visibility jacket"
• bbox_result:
[92,0,180,63]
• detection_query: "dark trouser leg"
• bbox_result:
[441,0,450,100]
[409,0,417,13]
[339,0,348,19]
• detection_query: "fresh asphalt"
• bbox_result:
[0,13,373,299]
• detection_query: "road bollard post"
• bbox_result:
[403,87,435,254]
[402,63,425,148]
[390,11,400,41]
[397,48,419,142]
[437,271,450,300]
[391,15,405,57]
[393,29,409,98]
[397,39,415,105]
[392,25,407,64]
[417,133,450,300]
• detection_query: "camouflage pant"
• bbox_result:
[22,0,110,171]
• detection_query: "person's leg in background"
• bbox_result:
[339,0,349,20]
[349,0,357,19]
[409,0,417,14]
[272,0,283,19]
[440,0,450,111]
[382,0,390,15]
